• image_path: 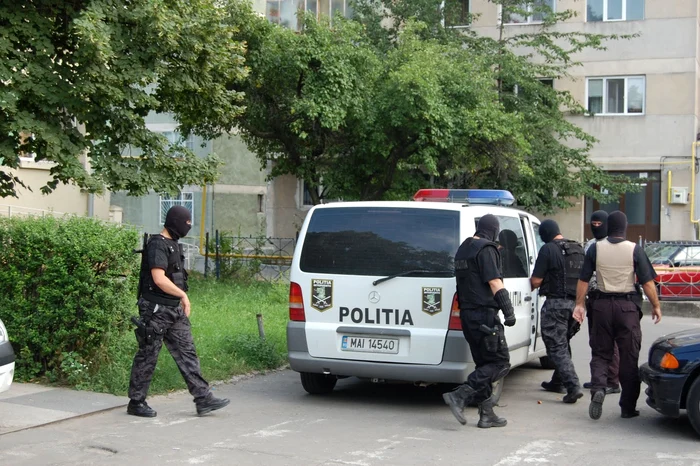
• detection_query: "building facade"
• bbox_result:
[467,0,700,242]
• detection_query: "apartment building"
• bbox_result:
[465,0,700,242]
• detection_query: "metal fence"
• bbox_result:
[198,232,296,283]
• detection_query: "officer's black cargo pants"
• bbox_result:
[128,298,210,403]
[460,308,511,404]
[589,296,641,412]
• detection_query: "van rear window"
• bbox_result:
[299,207,460,276]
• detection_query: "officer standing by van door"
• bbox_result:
[530,220,584,404]
[582,210,620,395]
[128,206,230,418]
[443,214,517,428]
[573,211,662,420]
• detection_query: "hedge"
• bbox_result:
[0,215,140,382]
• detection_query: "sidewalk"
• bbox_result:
[0,383,127,435]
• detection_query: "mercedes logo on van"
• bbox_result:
[368,291,380,303]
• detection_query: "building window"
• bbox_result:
[504,0,555,24]
[444,0,470,28]
[587,0,644,22]
[586,76,645,115]
[160,192,194,225]
[161,132,195,150]
[267,0,352,30]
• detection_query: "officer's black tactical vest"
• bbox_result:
[139,235,189,301]
[540,239,585,299]
[455,237,500,309]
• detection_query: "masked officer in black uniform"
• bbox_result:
[530,220,584,404]
[127,206,230,418]
[573,211,661,420]
[443,214,516,428]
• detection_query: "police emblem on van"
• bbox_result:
[422,287,442,315]
[311,279,333,311]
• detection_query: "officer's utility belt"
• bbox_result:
[597,291,637,301]
[142,292,180,307]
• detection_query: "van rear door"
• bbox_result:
[294,205,460,365]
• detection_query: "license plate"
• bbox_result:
[341,336,399,354]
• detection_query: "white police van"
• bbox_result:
[287,189,549,395]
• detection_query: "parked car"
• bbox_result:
[644,242,700,300]
[640,328,700,437]
[0,317,15,393]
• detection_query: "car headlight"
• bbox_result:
[0,319,6,343]
[651,347,680,370]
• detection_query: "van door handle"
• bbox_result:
[524,296,532,302]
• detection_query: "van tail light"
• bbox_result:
[448,292,462,331]
[289,282,306,322]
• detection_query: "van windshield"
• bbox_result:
[299,207,460,276]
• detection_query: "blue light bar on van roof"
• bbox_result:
[413,189,516,206]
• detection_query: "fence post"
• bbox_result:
[215,229,220,280]
[256,314,266,340]
[204,231,209,279]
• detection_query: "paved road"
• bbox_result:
[3,316,700,466]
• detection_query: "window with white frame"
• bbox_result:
[160,192,194,225]
[587,0,644,22]
[586,76,645,115]
[267,0,352,31]
[504,0,555,24]
[444,0,471,28]
[161,131,195,150]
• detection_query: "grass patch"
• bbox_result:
[85,276,289,396]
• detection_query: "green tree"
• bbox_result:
[232,7,527,203]
[354,0,636,212]
[0,0,248,198]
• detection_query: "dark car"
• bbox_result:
[640,328,700,436]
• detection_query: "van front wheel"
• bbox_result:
[300,372,338,394]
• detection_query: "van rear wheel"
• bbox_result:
[300,372,338,394]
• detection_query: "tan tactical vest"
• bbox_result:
[595,239,636,293]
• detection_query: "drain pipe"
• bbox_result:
[692,142,700,237]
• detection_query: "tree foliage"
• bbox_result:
[233,0,635,212]
[0,0,248,198]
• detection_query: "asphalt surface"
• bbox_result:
[2,315,700,465]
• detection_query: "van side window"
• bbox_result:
[475,215,529,278]
[532,223,545,251]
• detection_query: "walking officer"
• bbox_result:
[582,210,620,395]
[443,214,517,428]
[530,220,584,404]
[127,205,230,418]
[573,211,662,420]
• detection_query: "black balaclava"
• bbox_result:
[590,210,609,240]
[607,210,627,238]
[164,206,192,241]
[498,230,518,251]
[539,219,561,243]
[475,214,500,242]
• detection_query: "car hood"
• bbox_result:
[655,328,700,348]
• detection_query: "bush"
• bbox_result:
[0,216,140,382]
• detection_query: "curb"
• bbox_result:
[644,301,700,318]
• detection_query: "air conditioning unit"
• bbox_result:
[670,187,689,205]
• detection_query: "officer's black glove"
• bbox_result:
[495,288,516,327]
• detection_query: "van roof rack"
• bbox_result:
[412,189,515,206]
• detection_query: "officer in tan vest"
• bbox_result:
[573,211,661,421]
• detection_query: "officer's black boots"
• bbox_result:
[442,385,477,425]
[127,400,157,418]
[196,395,231,416]
[589,390,606,420]
[477,396,507,428]
[541,381,566,394]
[563,386,584,404]
[621,408,640,419]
